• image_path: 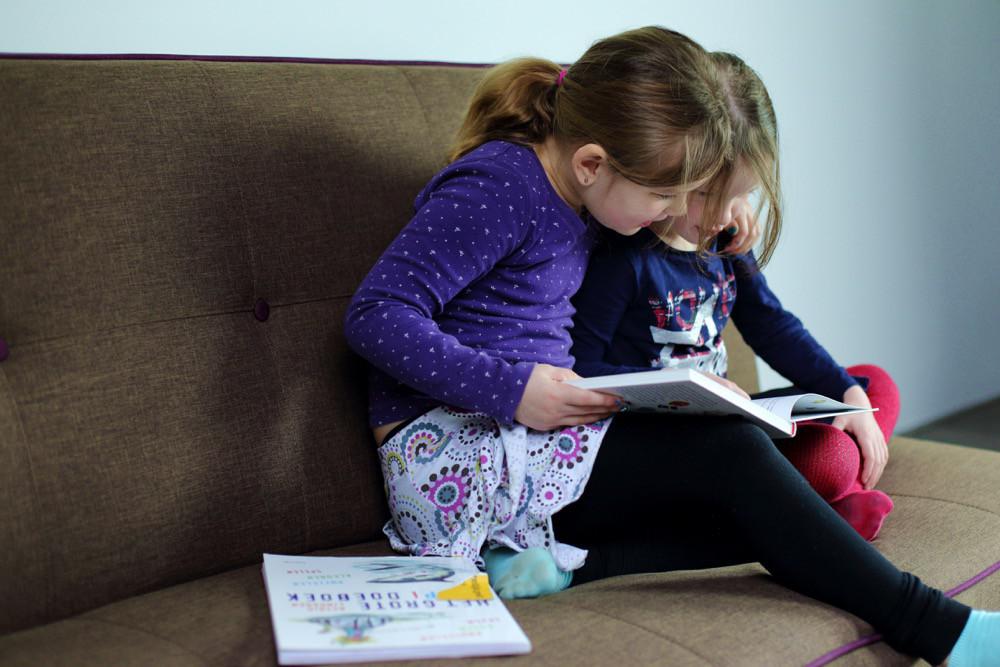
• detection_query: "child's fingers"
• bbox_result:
[859,432,888,489]
[721,202,761,255]
[531,405,617,431]
[728,224,757,255]
[861,456,876,489]
[859,437,873,487]
[558,410,617,426]
[562,385,622,410]
[701,372,750,400]
[874,439,889,486]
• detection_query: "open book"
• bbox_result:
[568,368,876,439]
[262,553,530,665]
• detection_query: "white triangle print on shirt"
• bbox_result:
[650,291,718,346]
[648,291,728,375]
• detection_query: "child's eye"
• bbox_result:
[654,193,675,200]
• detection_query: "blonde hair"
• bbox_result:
[693,52,783,267]
[449,26,731,190]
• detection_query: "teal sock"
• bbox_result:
[949,610,1000,667]
[482,546,573,599]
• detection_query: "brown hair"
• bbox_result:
[695,51,783,267]
[448,26,731,190]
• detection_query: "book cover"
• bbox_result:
[569,368,874,439]
[262,553,531,665]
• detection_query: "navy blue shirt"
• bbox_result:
[569,229,857,400]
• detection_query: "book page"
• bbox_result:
[752,394,877,423]
[576,370,793,437]
[574,370,881,437]
[608,382,738,415]
[750,395,803,420]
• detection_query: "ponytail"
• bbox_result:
[449,58,562,162]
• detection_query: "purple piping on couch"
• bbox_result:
[805,559,1000,667]
[0,52,491,67]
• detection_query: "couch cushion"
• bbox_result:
[2,438,997,666]
[0,57,487,632]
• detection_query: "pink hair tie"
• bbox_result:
[556,68,568,86]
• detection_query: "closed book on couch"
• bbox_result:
[262,553,531,664]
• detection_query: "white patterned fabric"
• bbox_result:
[377,406,612,571]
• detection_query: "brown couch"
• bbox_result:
[1,55,999,667]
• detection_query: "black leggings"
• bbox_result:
[551,414,969,664]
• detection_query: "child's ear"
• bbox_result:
[571,143,609,187]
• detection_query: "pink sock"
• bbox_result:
[780,426,894,541]
[831,488,895,541]
[778,364,901,540]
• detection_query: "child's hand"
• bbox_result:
[701,372,751,400]
[514,364,621,431]
[832,386,889,489]
[713,195,760,255]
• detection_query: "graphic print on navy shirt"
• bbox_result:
[571,228,859,400]
[647,265,735,375]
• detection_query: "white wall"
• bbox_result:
[4,0,999,431]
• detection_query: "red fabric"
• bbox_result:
[779,423,860,501]
[831,489,895,542]
[777,364,900,540]
[851,364,901,442]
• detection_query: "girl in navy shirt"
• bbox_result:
[569,60,897,543]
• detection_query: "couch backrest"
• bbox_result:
[0,56,759,634]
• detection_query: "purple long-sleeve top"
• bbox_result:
[344,141,597,428]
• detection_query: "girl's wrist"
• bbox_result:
[843,384,872,409]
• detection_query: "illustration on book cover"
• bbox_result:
[304,561,456,644]
[280,559,501,647]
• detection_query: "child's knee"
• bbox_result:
[780,423,860,501]
[847,364,899,401]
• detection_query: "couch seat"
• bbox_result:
[2,437,998,667]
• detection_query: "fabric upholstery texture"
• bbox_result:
[1,56,998,666]
[0,58,476,632]
[3,438,999,667]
